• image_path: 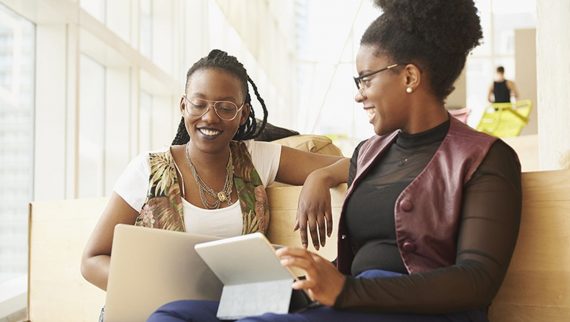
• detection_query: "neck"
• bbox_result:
[185,143,231,171]
[404,93,449,134]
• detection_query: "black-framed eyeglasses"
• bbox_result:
[182,95,245,121]
[353,63,401,90]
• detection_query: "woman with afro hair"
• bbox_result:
[149,1,521,321]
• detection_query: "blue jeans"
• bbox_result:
[147,270,488,322]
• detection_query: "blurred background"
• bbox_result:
[2,0,567,320]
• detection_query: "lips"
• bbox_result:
[197,127,222,138]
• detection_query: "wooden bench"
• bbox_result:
[27,169,570,321]
[488,169,570,321]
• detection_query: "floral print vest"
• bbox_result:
[135,141,270,234]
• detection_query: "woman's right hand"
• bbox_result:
[295,170,333,250]
[277,246,345,306]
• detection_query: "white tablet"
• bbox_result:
[195,232,299,319]
[195,232,296,284]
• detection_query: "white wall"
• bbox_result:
[446,69,467,109]
[516,28,537,136]
[537,1,570,169]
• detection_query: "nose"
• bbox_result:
[355,88,365,103]
[201,104,221,122]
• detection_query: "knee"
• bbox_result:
[237,313,283,322]
[147,300,219,322]
[147,300,189,322]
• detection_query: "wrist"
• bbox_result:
[306,168,334,187]
[331,274,349,308]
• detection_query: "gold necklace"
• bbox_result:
[185,142,234,209]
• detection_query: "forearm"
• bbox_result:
[276,146,348,185]
[334,261,498,313]
[81,254,110,291]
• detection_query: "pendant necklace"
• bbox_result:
[185,142,234,209]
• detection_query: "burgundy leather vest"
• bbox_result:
[337,117,497,274]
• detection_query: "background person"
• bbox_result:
[488,66,520,103]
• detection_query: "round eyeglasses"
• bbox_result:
[183,95,245,121]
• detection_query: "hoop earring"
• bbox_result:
[406,87,413,94]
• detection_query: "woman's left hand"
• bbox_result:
[276,247,346,306]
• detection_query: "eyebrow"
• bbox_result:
[190,93,238,102]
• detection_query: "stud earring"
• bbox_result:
[406,87,413,94]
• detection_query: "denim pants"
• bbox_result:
[147,270,488,322]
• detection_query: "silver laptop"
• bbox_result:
[104,224,223,322]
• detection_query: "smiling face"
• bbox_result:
[354,45,409,136]
[181,68,250,154]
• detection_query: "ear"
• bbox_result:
[179,96,186,115]
[239,103,251,126]
[403,64,422,91]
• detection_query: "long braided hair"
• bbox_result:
[171,49,268,145]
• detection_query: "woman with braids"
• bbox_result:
[148,1,521,322]
[81,49,349,292]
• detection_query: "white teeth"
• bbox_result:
[199,128,221,136]
[366,108,375,121]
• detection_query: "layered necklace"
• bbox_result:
[185,142,234,209]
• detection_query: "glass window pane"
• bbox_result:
[139,91,152,152]
[78,54,105,198]
[139,0,152,58]
[151,0,174,74]
[80,0,106,22]
[0,2,34,313]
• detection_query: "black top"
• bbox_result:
[335,120,522,314]
[493,80,511,103]
[346,120,449,275]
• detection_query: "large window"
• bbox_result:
[0,2,34,316]
[294,0,378,155]
[78,54,106,197]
